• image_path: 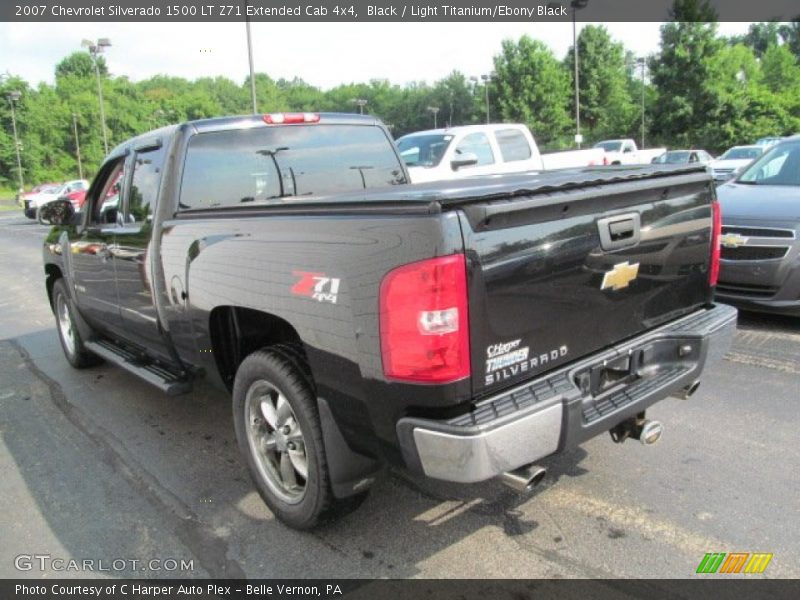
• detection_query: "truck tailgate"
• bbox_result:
[449,167,715,396]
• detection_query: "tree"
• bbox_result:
[649,0,723,148]
[728,22,782,58]
[55,52,108,81]
[492,35,571,147]
[564,25,636,142]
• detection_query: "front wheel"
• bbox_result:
[232,347,363,529]
[52,278,100,368]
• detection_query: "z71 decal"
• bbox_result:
[291,271,341,304]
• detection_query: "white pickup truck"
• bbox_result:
[396,124,605,184]
[593,139,667,166]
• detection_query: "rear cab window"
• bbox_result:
[494,129,532,162]
[179,124,407,210]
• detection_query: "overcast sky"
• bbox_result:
[2,21,752,89]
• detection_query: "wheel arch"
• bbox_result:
[208,305,304,392]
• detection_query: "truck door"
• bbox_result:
[111,142,173,361]
[70,158,126,333]
[449,132,500,178]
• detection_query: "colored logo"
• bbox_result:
[601,261,640,291]
[696,552,773,574]
[291,271,341,304]
[719,233,749,248]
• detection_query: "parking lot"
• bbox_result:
[0,209,798,580]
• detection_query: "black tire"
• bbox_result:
[232,348,364,529]
[52,278,100,368]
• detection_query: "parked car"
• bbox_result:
[40,112,735,529]
[651,149,713,165]
[395,124,604,183]
[754,136,785,148]
[24,179,89,220]
[21,183,60,214]
[715,136,800,316]
[710,145,764,183]
[593,139,667,165]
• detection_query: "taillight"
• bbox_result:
[709,200,721,286]
[379,254,470,383]
[263,112,320,125]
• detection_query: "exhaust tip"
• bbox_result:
[499,465,547,494]
[672,380,701,400]
[639,420,664,446]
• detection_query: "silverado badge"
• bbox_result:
[719,233,748,248]
[601,261,640,291]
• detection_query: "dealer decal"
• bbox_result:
[485,339,568,386]
[291,271,341,304]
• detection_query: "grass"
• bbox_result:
[0,187,22,211]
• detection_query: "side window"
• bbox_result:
[454,133,495,166]
[128,146,166,224]
[623,143,634,153]
[495,129,532,162]
[90,160,126,225]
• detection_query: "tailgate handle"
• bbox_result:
[598,213,641,251]
[609,219,635,241]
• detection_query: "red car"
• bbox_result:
[66,189,88,211]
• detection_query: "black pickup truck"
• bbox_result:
[40,112,736,529]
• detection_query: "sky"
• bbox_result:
[1,21,753,90]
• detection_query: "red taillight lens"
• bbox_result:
[379,254,470,383]
[263,112,320,124]
[709,200,722,286]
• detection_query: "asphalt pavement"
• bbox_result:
[0,210,798,581]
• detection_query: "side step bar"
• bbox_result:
[85,339,192,396]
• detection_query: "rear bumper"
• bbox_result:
[397,303,737,483]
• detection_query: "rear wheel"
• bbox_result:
[52,278,99,368]
[232,348,365,529]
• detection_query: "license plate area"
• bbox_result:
[573,337,701,400]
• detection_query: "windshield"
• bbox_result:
[736,141,800,186]
[720,147,762,160]
[396,134,453,167]
[594,141,623,152]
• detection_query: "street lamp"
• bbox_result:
[6,90,24,194]
[82,37,112,155]
[351,98,368,115]
[245,1,257,114]
[571,0,589,148]
[636,58,646,149]
[470,72,495,124]
[426,106,440,129]
[72,113,83,180]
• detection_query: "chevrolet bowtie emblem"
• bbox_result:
[601,261,640,291]
[719,233,748,248]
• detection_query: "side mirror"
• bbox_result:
[38,198,76,226]
[451,152,479,170]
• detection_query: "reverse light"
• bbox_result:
[709,200,721,286]
[379,254,470,383]
[263,112,320,125]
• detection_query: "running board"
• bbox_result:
[85,339,192,395]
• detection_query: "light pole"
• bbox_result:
[571,0,589,148]
[470,73,494,124]
[351,98,368,114]
[427,106,440,128]
[82,37,112,155]
[72,113,83,180]
[637,57,646,149]
[245,3,257,114]
[6,91,24,194]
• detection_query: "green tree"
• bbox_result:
[649,0,722,148]
[565,25,636,142]
[55,52,108,81]
[492,35,572,147]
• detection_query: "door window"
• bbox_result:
[128,146,166,224]
[90,161,125,225]
[454,133,495,166]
